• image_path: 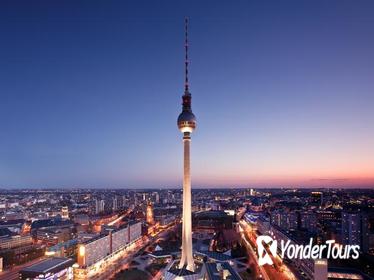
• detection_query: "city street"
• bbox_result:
[0,256,46,280]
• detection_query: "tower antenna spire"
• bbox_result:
[184,17,189,93]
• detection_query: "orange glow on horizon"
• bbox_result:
[193,175,374,188]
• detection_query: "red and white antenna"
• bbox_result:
[184,17,189,93]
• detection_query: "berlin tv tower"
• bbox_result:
[177,17,196,272]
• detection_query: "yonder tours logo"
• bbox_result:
[256,235,360,266]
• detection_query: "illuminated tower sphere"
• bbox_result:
[177,17,196,272]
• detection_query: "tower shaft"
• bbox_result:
[179,132,194,271]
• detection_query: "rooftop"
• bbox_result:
[148,250,174,258]
[194,210,229,219]
[205,262,242,280]
[20,257,74,276]
[47,239,78,252]
[165,260,204,279]
[197,251,233,262]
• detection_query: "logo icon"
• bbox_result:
[256,235,277,266]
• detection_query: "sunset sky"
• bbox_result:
[1,1,373,188]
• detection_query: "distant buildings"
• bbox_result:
[270,209,298,231]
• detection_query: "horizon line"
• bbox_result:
[1,186,373,190]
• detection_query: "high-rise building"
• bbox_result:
[250,188,255,196]
[342,212,369,252]
[122,195,127,208]
[113,196,119,212]
[311,191,323,207]
[95,199,105,214]
[342,212,361,246]
[177,17,197,272]
[300,211,318,233]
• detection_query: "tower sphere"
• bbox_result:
[177,110,196,133]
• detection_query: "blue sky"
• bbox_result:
[0,1,373,188]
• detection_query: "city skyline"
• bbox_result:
[1,187,373,280]
[1,1,374,188]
